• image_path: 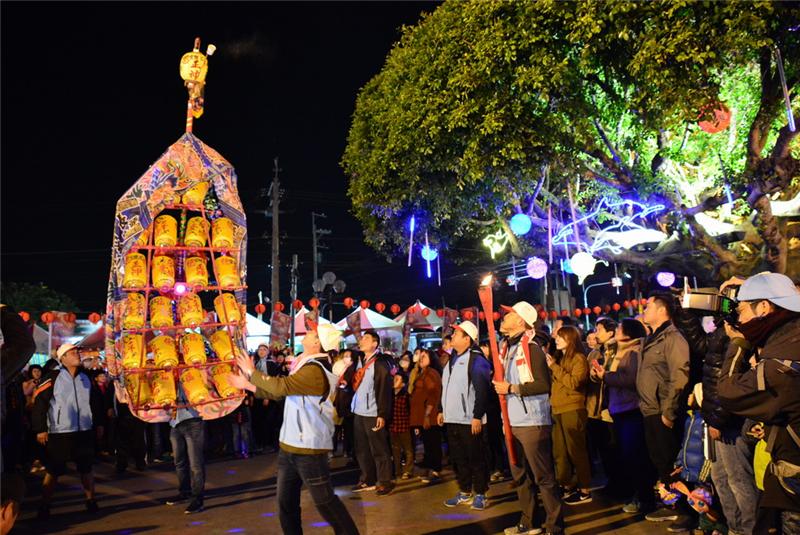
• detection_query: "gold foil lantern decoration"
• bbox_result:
[180,368,210,405]
[180,333,207,365]
[182,182,210,207]
[214,293,241,323]
[150,335,179,368]
[123,292,146,329]
[211,217,234,248]
[184,217,209,247]
[125,372,152,407]
[152,256,175,288]
[210,329,235,361]
[178,293,204,327]
[180,38,216,120]
[149,296,174,328]
[211,363,239,398]
[215,256,240,287]
[185,256,209,288]
[121,334,144,369]
[154,215,178,247]
[122,252,147,288]
[151,370,177,406]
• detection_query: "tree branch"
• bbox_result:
[771,123,800,161]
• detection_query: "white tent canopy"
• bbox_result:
[335,307,403,332]
[293,306,333,335]
[393,301,443,331]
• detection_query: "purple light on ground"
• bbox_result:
[226,469,237,475]
[434,513,476,521]
[118,530,134,535]
[260,512,275,517]
[311,522,330,528]
[227,529,245,533]
[360,501,376,507]
[190,521,205,526]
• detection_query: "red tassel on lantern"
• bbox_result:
[293,299,304,311]
[309,297,320,309]
[375,302,386,313]
[255,303,267,315]
[575,308,583,317]
[612,303,621,311]
[343,297,354,308]
[390,304,401,315]
[19,311,30,322]
[436,309,445,317]
[88,312,102,323]
[360,300,370,309]
[592,306,602,315]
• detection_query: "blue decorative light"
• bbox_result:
[560,258,574,274]
[509,213,532,236]
[421,245,438,262]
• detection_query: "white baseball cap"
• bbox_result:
[738,272,800,312]
[501,301,538,327]
[56,343,78,360]
[317,324,342,352]
[454,321,478,342]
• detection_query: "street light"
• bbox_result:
[582,281,613,330]
[313,272,346,322]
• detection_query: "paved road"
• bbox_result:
[13,452,670,534]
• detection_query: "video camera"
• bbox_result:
[680,279,740,327]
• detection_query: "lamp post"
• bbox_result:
[313,272,346,323]
[477,274,517,465]
[582,281,612,330]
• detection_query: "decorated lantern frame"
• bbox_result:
[105,133,248,422]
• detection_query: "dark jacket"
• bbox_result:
[701,328,741,434]
[602,337,643,416]
[674,410,707,483]
[360,352,396,421]
[636,322,690,422]
[719,317,800,512]
[673,311,709,388]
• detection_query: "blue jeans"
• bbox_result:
[232,422,252,455]
[711,434,757,534]
[277,449,359,535]
[170,418,205,499]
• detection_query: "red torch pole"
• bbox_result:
[478,274,517,465]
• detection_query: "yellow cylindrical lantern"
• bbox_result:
[210,329,235,361]
[125,372,152,406]
[184,217,209,247]
[180,368,210,405]
[214,256,240,287]
[211,364,239,398]
[211,217,234,248]
[136,231,150,247]
[121,334,144,369]
[182,182,209,206]
[123,292,146,329]
[180,333,207,365]
[151,370,176,406]
[178,293,204,327]
[152,256,175,288]
[122,252,147,288]
[150,335,179,367]
[149,296,174,328]
[214,293,241,323]
[154,215,178,247]
[185,256,209,287]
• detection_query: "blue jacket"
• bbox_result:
[675,410,706,483]
[441,349,492,425]
[31,367,104,434]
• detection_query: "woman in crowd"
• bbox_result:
[409,348,443,484]
[547,325,592,505]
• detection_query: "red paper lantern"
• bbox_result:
[574,308,583,317]
[41,312,54,324]
[343,297,354,308]
[375,302,386,313]
[19,311,30,322]
[698,102,731,134]
[592,306,602,315]
[534,304,544,312]
[88,312,102,323]
[421,308,431,317]
[390,304,401,315]
[463,310,474,320]
[360,300,370,309]
[583,307,591,315]
[630,299,639,307]
[549,310,558,319]
[309,297,320,309]
[538,311,547,320]
[612,303,621,311]
[255,303,267,315]
[293,299,304,311]
[274,302,285,312]
[66,313,77,323]
[623,300,631,308]
[603,305,612,314]
[492,311,501,321]
[436,309,445,317]
[560,309,568,317]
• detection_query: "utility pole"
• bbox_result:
[311,212,330,283]
[289,254,298,345]
[270,157,281,313]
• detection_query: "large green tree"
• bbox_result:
[343,0,800,281]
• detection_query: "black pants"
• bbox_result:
[643,413,683,484]
[613,410,656,507]
[485,401,508,473]
[116,409,146,469]
[586,417,619,489]
[446,423,489,495]
[353,415,392,486]
[420,426,442,472]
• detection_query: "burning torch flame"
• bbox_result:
[480,274,493,287]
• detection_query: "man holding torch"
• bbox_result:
[492,302,564,535]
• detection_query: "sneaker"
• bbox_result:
[504,525,543,535]
[444,492,473,507]
[401,472,411,480]
[490,470,504,482]
[184,498,204,514]
[564,490,592,505]
[350,482,376,493]
[666,514,696,532]
[560,487,574,499]
[376,484,394,496]
[165,494,190,506]
[37,503,50,520]
[622,500,640,514]
[645,507,679,522]
[470,494,488,510]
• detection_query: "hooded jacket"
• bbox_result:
[636,322,690,422]
[602,337,643,416]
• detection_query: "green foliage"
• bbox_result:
[1,282,77,322]
[342,0,799,265]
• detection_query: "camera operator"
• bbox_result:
[717,272,800,533]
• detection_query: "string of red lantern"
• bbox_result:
[254,303,267,315]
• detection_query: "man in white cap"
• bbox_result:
[230,323,359,535]
[437,320,493,511]
[31,344,104,519]
[718,272,800,533]
[493,301,564,535]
